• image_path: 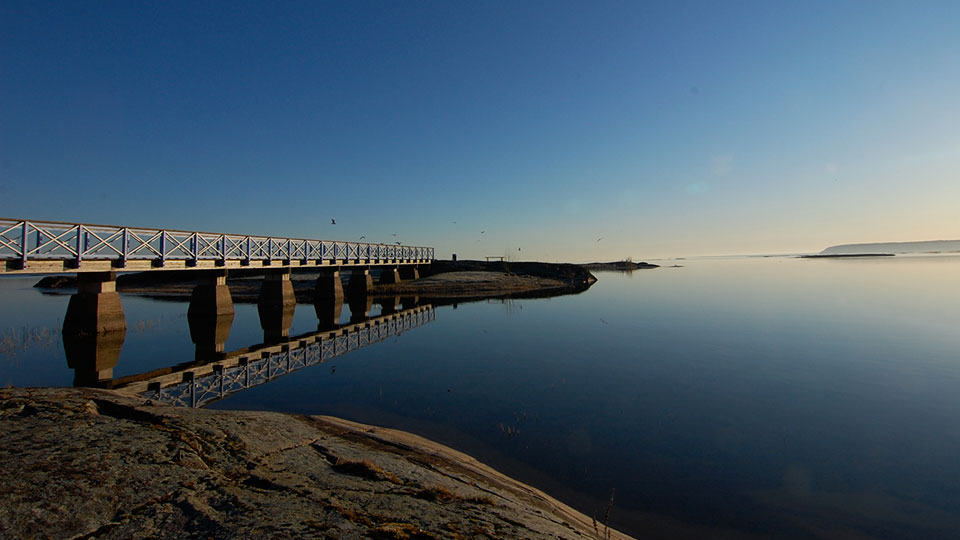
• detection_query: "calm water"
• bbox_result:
[3,256,960,539]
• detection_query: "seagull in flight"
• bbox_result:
[330,219,336,225]
[480,230,485,234]
[597,237,604,242]
[359,235,366,240]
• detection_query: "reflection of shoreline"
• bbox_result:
[39,273,595,306]
[34,261,598,305]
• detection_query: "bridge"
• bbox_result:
[0,218,433,273]
[0,218,434,341]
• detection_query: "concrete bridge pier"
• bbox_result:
[347,269,373,295]
[379,267,401,285]
[62,272,127,336]
[187,270,234,319]
[187,270,234,360]
[399,266,420,281]
[348,295,373,324]
[63,330,125,387]
[258,270,296,343]
[314,298,344,331]
[315,270,344,303]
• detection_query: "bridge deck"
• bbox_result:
[1,218,433,274]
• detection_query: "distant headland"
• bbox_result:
[814,239,960,256]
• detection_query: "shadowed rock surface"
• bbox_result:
[0,387,632,540]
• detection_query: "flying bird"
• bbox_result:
[480,230,485,234]
[330,219,336,225]
[359,235,366,240]
[395,241,401,245]
[391,233,397,237]
[597,237,604,242]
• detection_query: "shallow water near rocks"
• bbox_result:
[3,255,960,539]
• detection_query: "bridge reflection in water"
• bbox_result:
[65,295,434,408]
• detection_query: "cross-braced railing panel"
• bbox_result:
[143,308,435,408]
[0,218,434,270]
[25,223,81,259]
[126,229,164,259]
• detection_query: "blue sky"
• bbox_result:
[2,1,958,260]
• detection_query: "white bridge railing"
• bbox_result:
[0,218,433,269]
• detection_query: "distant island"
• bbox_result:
[580,260,659,270]
[816,239,960,256]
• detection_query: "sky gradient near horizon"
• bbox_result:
[2,1,959,261]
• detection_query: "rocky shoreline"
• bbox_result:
[0,387,632,540]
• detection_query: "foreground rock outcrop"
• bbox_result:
[0,388,631,540]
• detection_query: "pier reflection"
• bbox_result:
[188,310,234,362]
[258,302,295,344]
[348,294,373,324]
[61,271,127,386]
[63,330,125,387]
[314,298,343,331]
[258,269,296,343]
[187,270,235,361]
[102,298,434,407]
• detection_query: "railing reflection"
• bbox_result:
[103,303,434,407]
